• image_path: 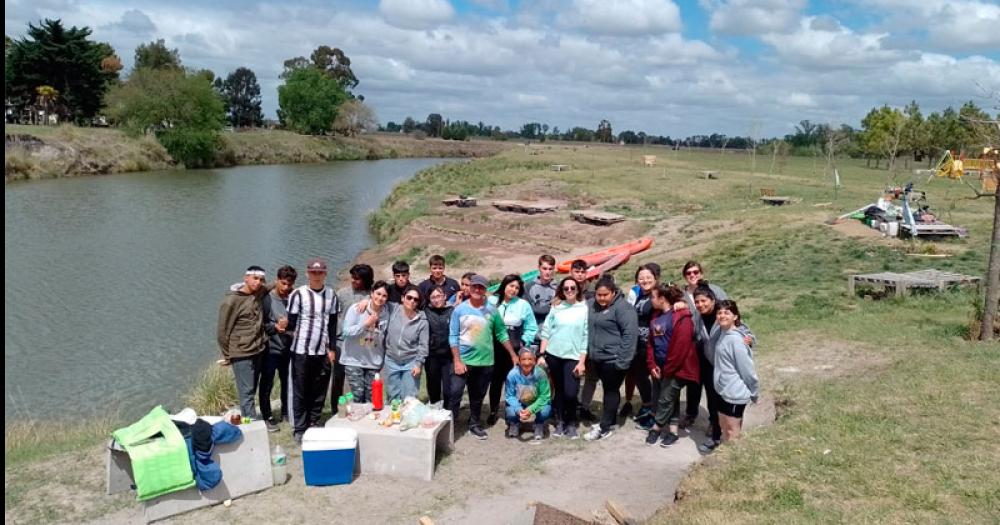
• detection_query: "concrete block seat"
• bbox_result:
[325,412,453,481]
[106,419,273,523]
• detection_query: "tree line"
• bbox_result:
[6,19,997,170]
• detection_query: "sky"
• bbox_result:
[5,0,1000,137]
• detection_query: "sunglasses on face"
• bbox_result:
[403,295,420,302]
[685,270,702,277]
[563,286,577,292]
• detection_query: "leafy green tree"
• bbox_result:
[6,19,119,122]
[426,113,444,138]
[902,100,930,163]
[134,39,181,71]
[861,105,906,170]
[221,67,263,128]
[277,67,348,134]
[104,68,225,167]
[402,116,417,133]
[596,119,613,143]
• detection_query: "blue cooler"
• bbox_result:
[302,427,357,486]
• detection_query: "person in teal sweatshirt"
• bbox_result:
[504,347,552,442]
[538,277,589,439]
[486,274,539,425]
[449,274,514,440]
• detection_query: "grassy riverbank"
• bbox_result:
[6,144,998,523]
[4,124,508,182]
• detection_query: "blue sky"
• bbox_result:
[6,0,999,136]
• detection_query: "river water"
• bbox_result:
[4,159,444,423]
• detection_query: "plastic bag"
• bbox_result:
[400,401,429,431]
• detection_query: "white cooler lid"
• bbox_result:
[302,427,358,451]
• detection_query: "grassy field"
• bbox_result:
[5,143,998,523]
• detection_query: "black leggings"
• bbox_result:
[424,354,453,405]
[626,342,652,404]
[546,354,581,425]
[595,361,628,432]
[700,358,722,441]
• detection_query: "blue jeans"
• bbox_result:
[384,356,421,402]
[505,403,551,425]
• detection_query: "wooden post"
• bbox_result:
[848,276,855,296]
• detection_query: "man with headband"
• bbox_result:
[217,265,269,421]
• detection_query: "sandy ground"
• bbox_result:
[67,390,773,525]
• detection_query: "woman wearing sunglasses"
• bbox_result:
[538,277,589,439]
[382,284,429,402]
[680,260,728,428]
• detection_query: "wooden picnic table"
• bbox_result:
[848,269,981,297]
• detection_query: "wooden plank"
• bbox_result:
[605,500,636,525]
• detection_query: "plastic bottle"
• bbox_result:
[337,395,347,418]
[345,392,354,416]
[271,445,287,485]
[372,373,384,411]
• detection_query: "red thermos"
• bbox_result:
[372,373,384,411]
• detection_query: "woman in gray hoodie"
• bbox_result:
[383,284,429,402]
[713,300,759,443]
[583,275,639,441]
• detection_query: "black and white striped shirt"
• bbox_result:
[287,285,339,356]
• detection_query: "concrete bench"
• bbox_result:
[325,414,453,481]
[106,419,273,523]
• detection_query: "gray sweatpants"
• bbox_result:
[231,354,263,419]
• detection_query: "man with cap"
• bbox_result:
[286,257,340,443]
[217,265,269,421]
[448,274,516,439]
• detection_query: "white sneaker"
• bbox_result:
[583,426,614,442]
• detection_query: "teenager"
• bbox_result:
[504,348,552,442]
[387,260,411,304]
[217,265,269,422]
[583,276,638,441]
[383,285,429,401]
[424,285,455,406]
[260,265,297,430]
[417,254,461,309]
[574,259,600,420]
[449,274,515,440]
[286,258,339,444]
[486,274,539,425]
[622,264,658,429]
[448,272,476,305]
[341,281,391,404]
[523,255,559,347]
[713,300,759,442]
[538,277,589,439]
[333,263,374,409]
[645,285,699,447]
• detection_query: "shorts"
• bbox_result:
[717,400,746,418]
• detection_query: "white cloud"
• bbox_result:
[702,0,805,36]
[786,92,816,107]
[761,16,910,69]
[855,0,1000,52]
[378,0,455,30]
[558,0,682,36]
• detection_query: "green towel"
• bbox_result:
[112,405,195,501]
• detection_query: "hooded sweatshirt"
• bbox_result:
[504,366,552,414]
[587,292,638,370]
[384,305,429,365]
[336,286,369,349]
[449,300,509,367]
[489,295,539,347]
[425,304,454,357]
[262,288,294,356]
[661,308,699,383]
[695,309,756,364]
[713,329,760,405]
[646,309,674,370]
[217,285,267,360]
[540,301,589,360]
[524,278,559,326]
[340,301,390,369]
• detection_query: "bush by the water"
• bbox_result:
[156,128,221,169]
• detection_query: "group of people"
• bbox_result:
[216,253,759,451]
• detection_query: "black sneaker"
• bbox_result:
[634,414,655,431]
[645,429,660,445]
[679,414,696,429]
[532,423,545,442]
[698,438,720,453]
[660,432,679,448]
[265,420,280,433]
[578,407,597,421]
[618,403,633,419]
[469,425,489,440]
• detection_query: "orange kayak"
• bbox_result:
[557,238,653,273]
[585,251,630,280]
